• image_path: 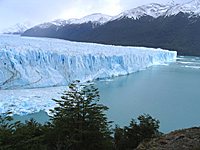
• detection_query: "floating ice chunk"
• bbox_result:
[185,66,200,69]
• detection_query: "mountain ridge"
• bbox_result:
[2,22,33,35]
[22,0,200,56]
[24,0,200,28]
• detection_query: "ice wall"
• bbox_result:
[0,35,177,90]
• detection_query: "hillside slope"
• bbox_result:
[136,127,200,150]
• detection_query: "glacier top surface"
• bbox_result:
[0,34,172,56]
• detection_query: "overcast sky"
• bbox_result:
[0,0,191,31]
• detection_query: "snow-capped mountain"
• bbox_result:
[37,13,112,29]
[165,0,200,17]
[2,22,33,34]
[68,13,112,25]
[24,0,200,30]
[37,19,68,29]
[22,0,200,56]
[112,0,200,20]
[111,3,172,20]
[24,0,200,32]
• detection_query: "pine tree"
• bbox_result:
[49,81,113,150]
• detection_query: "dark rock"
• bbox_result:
[136,127,200,150]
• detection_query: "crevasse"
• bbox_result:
[0,35,177,90]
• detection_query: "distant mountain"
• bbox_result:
[2,22,33,35]
[22,13,112,41]
[22,0,200,56]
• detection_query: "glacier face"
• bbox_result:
[0,34,177,90]
[0,34,177,115]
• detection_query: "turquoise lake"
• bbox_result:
[13,56,200,133]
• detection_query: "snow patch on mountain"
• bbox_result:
[112,0,200,20]
[69,13,112,25]
[111,3,172,20]
[38,13,112,29]
[165,0,200,17]
[28,0,200,31]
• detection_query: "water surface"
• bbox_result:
[12,56,200,133]
[96,56,200,133]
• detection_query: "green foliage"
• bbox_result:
[114,114,161,150]
[0,112,46,150]
[12,118,46,150]
[0,81,113,150]
[0,111,15,150]
[0,82,162,150]
[48,80,113,150]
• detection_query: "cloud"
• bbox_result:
[59,0,122,19]
[0,0,67,22]
[0,0,80,30]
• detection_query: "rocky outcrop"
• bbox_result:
[136,127,200,150]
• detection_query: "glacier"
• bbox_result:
[0,34,177,90]
[0,34,177,115]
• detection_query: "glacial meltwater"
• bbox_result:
[9,56,200,133]
[95,56,200,133]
